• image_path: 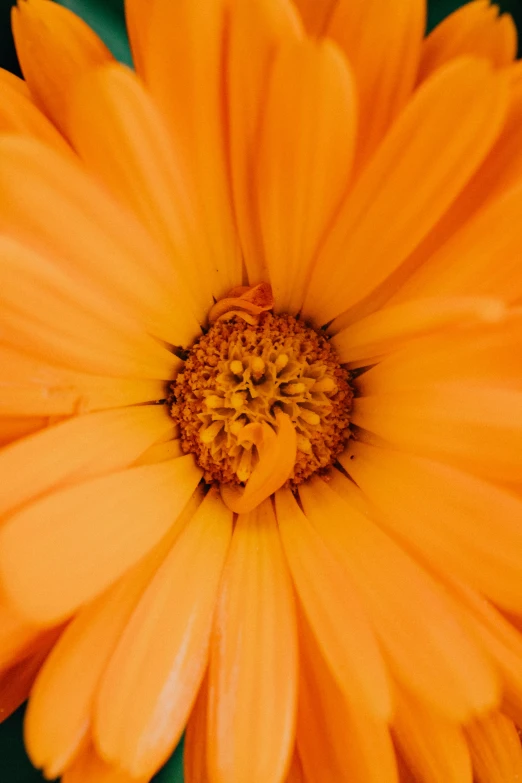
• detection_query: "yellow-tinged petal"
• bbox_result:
[227,0,302,284]
[0,236,179,380]
[275,487,391,719]
[207,500,298,783]
[297,610,398,783]
[25,491,202,779]
[0,600,48,671]
[256,37,356,314]
[299,477,499,721]
[352,384,522,483]
[0,456,202,624]
[221,411,296,514]
[141,0,241,298]
[12,0,113,135]
[0,135,200,349]
[0,345,166,418]
[184,679,211,783]
[465,712,522,783]
[390,183,522,304]
[303,58,507,326]
[345,442,522,613]
[69,64,215,324]
[355,313,522,396]
[325,0,425,168]
[419,1,517,82]
[95,489,232,779]
[0,406,174,518]
[0,67,30,96]
[392,686,472,783]
[331,296,504,365]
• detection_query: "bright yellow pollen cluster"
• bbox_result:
[170,313,353,487]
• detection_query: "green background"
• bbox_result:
[0,0,520,780]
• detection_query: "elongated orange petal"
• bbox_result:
[141,0,241,298]
[0,345,165,418]
[124,0,149,76]
[207,500,298,783]
[12,0,113,134]
[0,236,179,380]
[227,0,302,284]
[303,58,507,325]
[95,489,232,779]
[390,182,522,304]
[221,411,296,514]
[355,313,522,396]
[299,477,499,721]
[0,599,46,671]
[291,0,337,35]
[331,296,504,365]
[275,487,391,719]
[465,712,522,782]
[326,0,425,168]
[256,37,356,314]
[0,416,49,448]
[0,136,199,349]
[24,491,201,779]
[69,64,216,324]
[392,686,472,783]
[0,73,70,152]
[62,742,147,783]
[345,442,522,613]
[0,629,60,722]
[0,406,174,518]
[352,384,522,483]
[0,456,202,624]
[297,609,398,783]
[419,1,517,82]
[184,678,211,783]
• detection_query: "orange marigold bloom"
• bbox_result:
[1,0,522,781]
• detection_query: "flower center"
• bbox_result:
[169,287,352,511]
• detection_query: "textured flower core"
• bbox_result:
[169,312,353,487]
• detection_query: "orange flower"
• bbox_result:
[1,0,522,781]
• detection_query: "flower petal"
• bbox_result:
[256,37,356,314]
[303,58,507,325]
[389,182,522,304]
[0,345,166,418]
[0,630,59,722]
[275,486,391,719]
[0,236,179,379]
[24,491,201,779]
[207,500,298,783]
[345,442,522,613]
[226,0,302,284]
[0,71,70,151]
[184,678,211,783]
[419,1,517,82]
[299,477,499,721]
[325,0,425,168]
[392,687,472,783]
[0,405,174,518]
[69,63,216,324]
[12,0,113,135]
[297,610,398,783]
[465,712,522,783]
[331,296,504,365]
[0,135,198,349]
[0,456,202,624]
[141,0,241,298]
[62,743,147,783]
[95,489,232,779]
